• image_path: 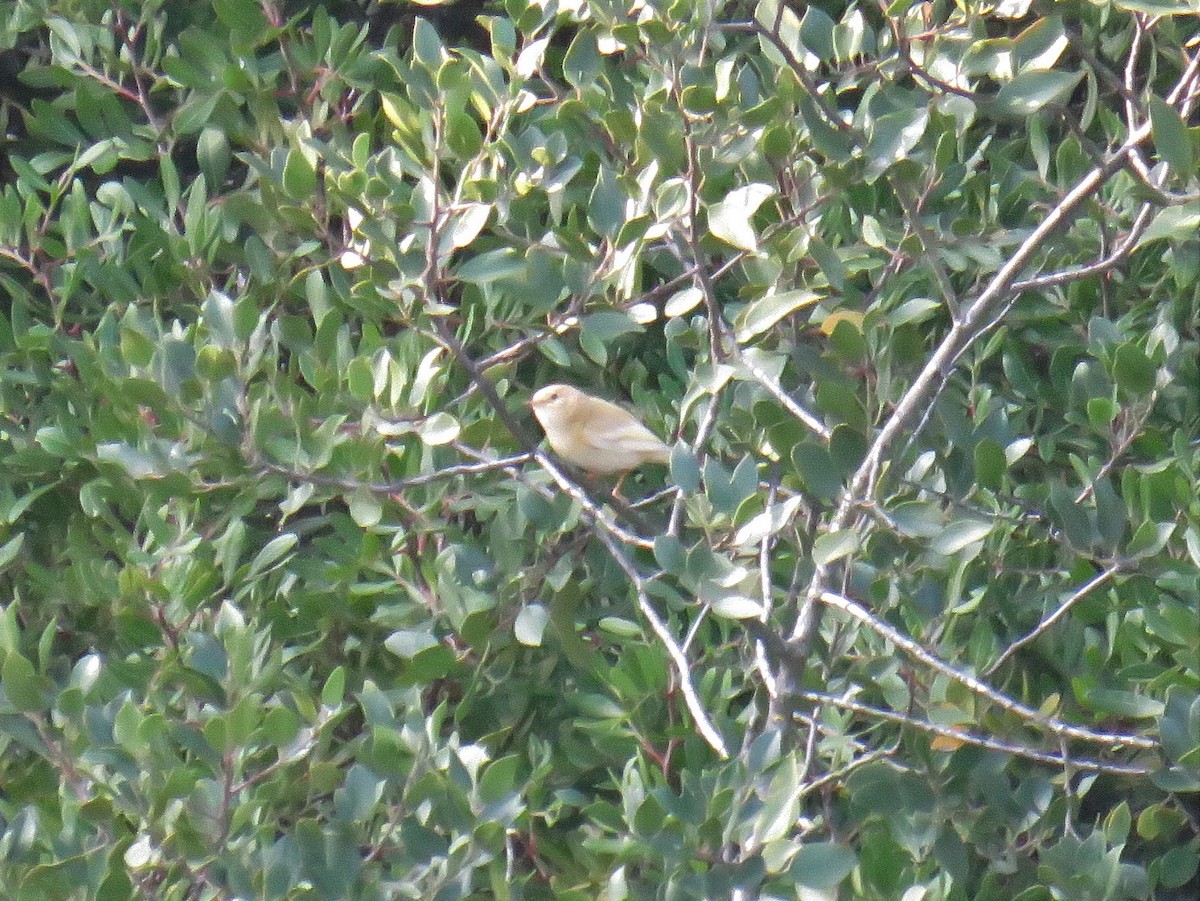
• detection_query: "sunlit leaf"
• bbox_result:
[708,183,775,251]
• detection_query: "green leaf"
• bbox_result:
[120,326,155,367]
[664,286,704,318]
[598,616,642,637]
[807,238,846,290]
[1114,0,1200,13]
[562,31,600,89]
[480,755,521,804]
[1149,97,1195,175]
[419,411,461,446]
[1029,114,1050,177]
[799,6,836,61]
[456,248,524,283]
[348,488,382,528]
[516,36,549,79]
[735,290,821,343]
[0,534,26,574]
[346,357,373,402]
[213,0,267,40]
[791,442,843,502]
[579,310,642,365]
[322,666,346,707]
[734,495,805,546]
[197,126,231,189]
[1113,342,1157,395]
[1137,200,1200,247]
[412,17,446,70]
[790,842,858,890]
[930,519,993,556]
[283,148,317,200]
[444,203,491,251]
[1087,688,1164,719]
[710,595,764,619]
[812,529,858,565]
[864,106,928,181]
[653,536,687,575]
[384,630,439,658]
[1012,17,1068,72]
[798,95,854,162]
[1087,397,1117,431]
[515,604,549,646]
[1159,846,1199,889]
[94,442,175,479]
[669,445,701,494]
[708,183,774,252]
[247,533,298,578]
[973,439,1006,489]
[704,455,759,515]
[2,651,45,712]
[994,70,1084,116]
[197,345,237,381]
[1049,482,1097,549]
[588,166,624,238]
[1126,521,1174,559]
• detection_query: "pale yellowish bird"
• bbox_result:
[529,384,672,476]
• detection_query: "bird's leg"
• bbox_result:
[586,471,654,533]
[611,471,628,502]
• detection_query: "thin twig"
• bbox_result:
[732,346,831,440]
[782,114,1160,684]
[719,21,853,136]
[816,589,1155,750]
[1075,392,1158,505]
[984,563,1125,677]
[755,482,780,698]
[599,532,731,759]
[256,453,535,494]
[676,78,731,363]
[669,389,723,535]
[797,690,1152,776]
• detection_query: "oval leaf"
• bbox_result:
[735,290,821,343]
[710,594,765,620]
[514,604,549,646]
[931,519,994,555]
[812,530,859,565]
[708,183,774,252]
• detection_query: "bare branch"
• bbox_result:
[719,21,853,137]
[839,119,1154,514]
[1074,391,1159,505]
[984,563,1125,678]
[755,482,780,698]
[782,113,1161,677]
[798,690,1152,776]
[816,589,1156,750]
[599,532,731,759]
[256,453,535,494]
[733,347,831,441]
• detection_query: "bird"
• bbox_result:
[529,384,673,476]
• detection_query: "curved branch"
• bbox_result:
[781,115,1160,683]
[798,690,1152,776]
[984,563,1124,678]
[817,589,1157,751]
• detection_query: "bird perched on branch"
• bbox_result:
[529,384,672,477]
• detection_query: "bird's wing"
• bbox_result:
[581,414,671,456]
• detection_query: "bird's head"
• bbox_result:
[529,384,582,418]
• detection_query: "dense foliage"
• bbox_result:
[1,0,1199,898]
